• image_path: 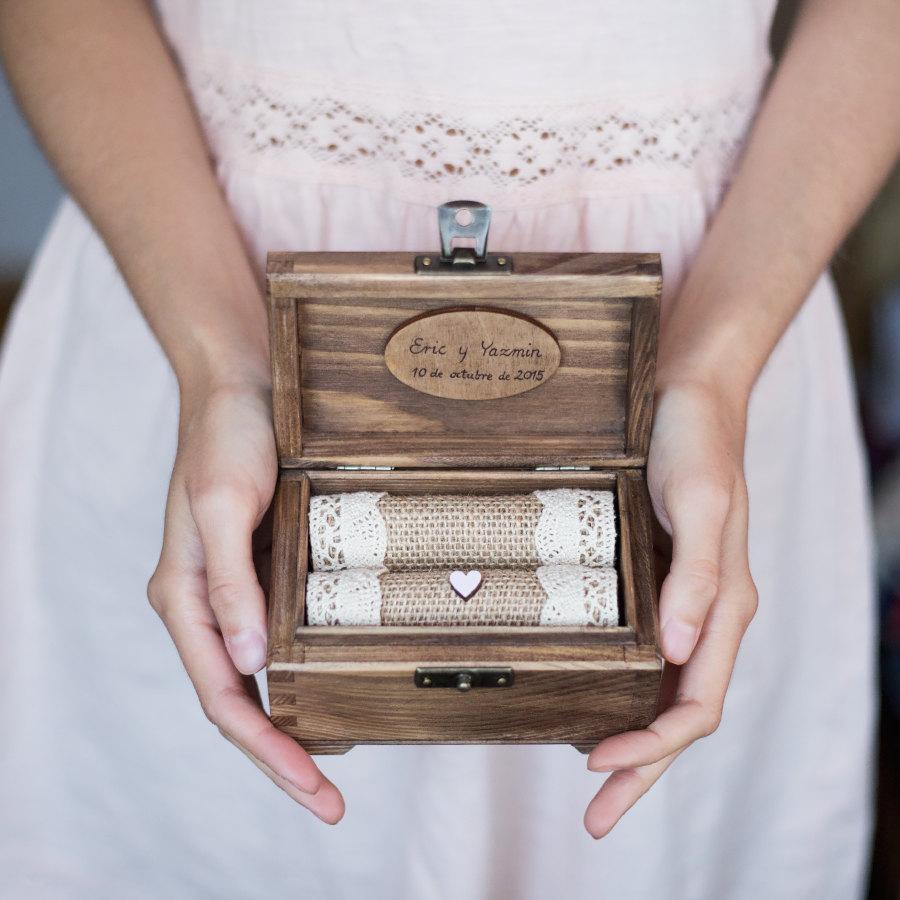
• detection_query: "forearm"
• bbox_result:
[659,0,900,410]
[0,0,268,395]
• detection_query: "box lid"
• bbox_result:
[268,250,660,469]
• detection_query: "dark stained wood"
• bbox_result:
[267,251,660,469]
[268,250,661,284]
[288,436,639,470]
[299,743,353,756]
[300,466,618,494]
[268,293,302,461]
[270,664,661,747]
[296,294,630,466]
[620,469,660,649]
[266,248,663,752]
[625,291,661,459]
[267,467,663,749]
[292,625,635,649]
[266,478,302,664]
[288,641,638,665]
[616,474,639,635]
[294,475,310,660]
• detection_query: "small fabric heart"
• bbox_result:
[449,570,483,601]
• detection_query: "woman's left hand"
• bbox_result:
[148,378,345,824]
[584,381,759,838]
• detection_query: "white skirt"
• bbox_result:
[0,196,875,899]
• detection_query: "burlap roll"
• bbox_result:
[305,565,620,627]
[308,489,616,571]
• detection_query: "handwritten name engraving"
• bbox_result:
[385,308,561,401]
[480,340,543,360]
[409,337,447,356]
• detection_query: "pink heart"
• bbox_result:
[449,570,483,601]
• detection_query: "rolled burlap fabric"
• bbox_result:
[308,489,616,571]
[305,565,619,627]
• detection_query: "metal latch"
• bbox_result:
[415,201,513,275]
[414,667,514,691]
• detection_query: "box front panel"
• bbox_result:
[269,663,660,751]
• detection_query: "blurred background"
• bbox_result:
[837,152,900,900]
[0,74,60,323]
[1,6,898,897]
[833,145,900,900]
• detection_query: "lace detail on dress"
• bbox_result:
[190,70,759,194]
[537,565,619,626]
[305,568,385,626]
[534,489,616,567]
[309,492,387,571]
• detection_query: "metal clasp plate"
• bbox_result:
[415,200,513,275]
[414,667,514,691]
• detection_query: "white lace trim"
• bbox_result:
[189,69,760,197]
[537,565,619,626]
[308,492,387,571]
[534,489,616,567]
[305,568,385,626]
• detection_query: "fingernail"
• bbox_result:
[225,629,267,674]
[662,619,698,664]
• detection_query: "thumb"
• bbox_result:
[658,477,732,664]
[191,483,268,675]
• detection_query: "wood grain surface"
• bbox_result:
[269,663,660,748]
[265,249,663,752]
[267,251,661,469]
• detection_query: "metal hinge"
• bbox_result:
[534,465,591,471]
[335,465,395,471]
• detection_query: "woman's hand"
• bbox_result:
[147,378,345,824]
[584,381,758,837]
[578,0,900,842]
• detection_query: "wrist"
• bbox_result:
[654,369,749,435]
[655,361,751,416]
[177,362,273,439]
[656,286,762,417]
[168,279,271,401]
[175,325,271,403]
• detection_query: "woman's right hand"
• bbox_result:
[584,380,758,836]
[147,377,345,824]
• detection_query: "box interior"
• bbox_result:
[293,468,640,642]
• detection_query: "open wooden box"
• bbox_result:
[266,211,662,754]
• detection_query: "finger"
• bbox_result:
[152,568,345,824]
[588,576,754,771]
[584,753,677,839]
[190,483,268,674]
[588,501,756,772]
[220,730,343,824]
[658,476,733,664]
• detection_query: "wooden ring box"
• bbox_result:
[266,209,662,755]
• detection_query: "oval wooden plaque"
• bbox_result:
[384,308,561,401]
